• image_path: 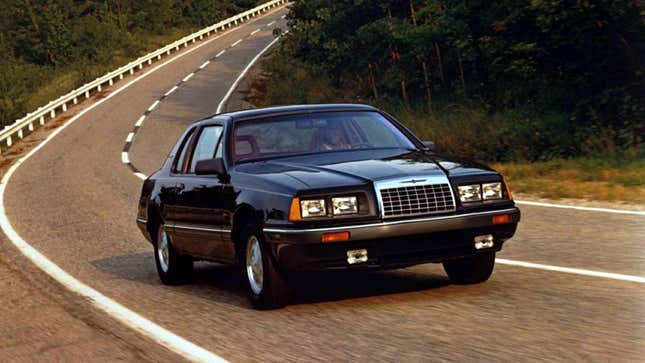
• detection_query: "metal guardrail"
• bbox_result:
[0,0,287,152]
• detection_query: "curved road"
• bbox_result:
[2,5,644,362]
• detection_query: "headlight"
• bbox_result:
[332,196,358,215]
[482,182,502,200]
[458,184,482,203]
[300,199,326,218]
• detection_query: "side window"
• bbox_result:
[189,126,223,173]
[173,129,195,173]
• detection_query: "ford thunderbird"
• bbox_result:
[136,104,520,309]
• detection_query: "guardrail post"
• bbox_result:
[157,55,161,60]
[138,63,143,70]
[97,84,102,92]
[85,91,90,99]
[73,97,78,104]
[6,136,11,147]
[109,79,114,86]
[147,59,152,65]
[18,129,23,139]
[28,122,34,131]
[119,74,124,80]
[50,110,56,118]
[39,116,45,125]
[62,103,67,112]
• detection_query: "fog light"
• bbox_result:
[347,249,368,264]
[474,234,494,249]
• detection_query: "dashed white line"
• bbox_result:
[215,50,226,58]
[121,152,130,164]
[164,86,179,96]
[125,132,134,143]
[134,172,148,180]
[251,28,260,35]
[231,39,243,47]
[182,73,195,82]
[135,115,146,127]
[147,100,160,112]
[0,16,249,360]
[199,61,210,69]
[515,200,645,216]
[267,21,276,26]
[497,259,645,284]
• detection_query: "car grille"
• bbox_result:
[380,183,455,218]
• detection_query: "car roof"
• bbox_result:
[193,104,380,126]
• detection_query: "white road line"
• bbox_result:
[515,200,645,216]
[121,152,130,164]
[199,61,210,69]
[182,73,195,82]
[147,100,160,112]
[216,36,281,113]
[251,28,260,35]
[134,172,148,180]
[135,115,146,127]
[215,50,226,58]
[0,13,254,361]
[281,14,286,19]
[164,86,179,96]
[231,39,243,47]
[125,133,134,143]
[497,259,645,284]
[267,21,276,26]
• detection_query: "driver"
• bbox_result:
[319,123,352,150]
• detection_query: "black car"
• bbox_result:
[136,104,520,309]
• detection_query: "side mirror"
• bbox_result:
[195,158,226,176]
[422,141,435,152]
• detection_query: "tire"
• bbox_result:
[154,224,193,285]
[241,224,290,309]
[443,252,496,284]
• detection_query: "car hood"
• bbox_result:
[234,149,498,191]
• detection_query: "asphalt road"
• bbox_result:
[1,5,644,362]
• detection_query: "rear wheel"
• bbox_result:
[443,252,495,284]
[242,224,290,309]
[154,224,193,285]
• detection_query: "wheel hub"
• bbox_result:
[246,235,264,294]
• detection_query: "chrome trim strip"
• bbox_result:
[136,217,147,224]
[263,208,517,234]
[373,174,456,218]
[169,224,231,234]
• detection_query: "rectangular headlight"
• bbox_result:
[482,182,502,200]
[458,184,482,203]
[332,196,358,215]
[300,199,326,218]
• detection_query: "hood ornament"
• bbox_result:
[401,178,426,184]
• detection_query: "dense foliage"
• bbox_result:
[0,0,259,126]
[272,0,645,160]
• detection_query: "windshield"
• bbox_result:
[232,111,416,163]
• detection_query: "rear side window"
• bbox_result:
[173,129,195,173]
[189,126,223,173]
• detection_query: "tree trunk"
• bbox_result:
[434,42,445,84]
[457,51,467,97]
[368,63,379,99]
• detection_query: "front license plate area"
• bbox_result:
[347,249,368,264]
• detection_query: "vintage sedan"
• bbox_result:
[136,104,520,309]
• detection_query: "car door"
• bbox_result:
[171,124,235,261]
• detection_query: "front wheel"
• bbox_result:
[154,224,193,285]
[443,252,495,284]
[242,224,290,309]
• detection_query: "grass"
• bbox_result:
[492,158,645,204]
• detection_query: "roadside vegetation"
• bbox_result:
[0,0,262,127]
[243,0,645,203]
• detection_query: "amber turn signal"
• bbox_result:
[492,214,511,224]
[321,231,350,243]
[289,197,302,221]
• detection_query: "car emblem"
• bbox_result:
[401,179,426,184]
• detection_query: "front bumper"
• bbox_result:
[264,207,520,271]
